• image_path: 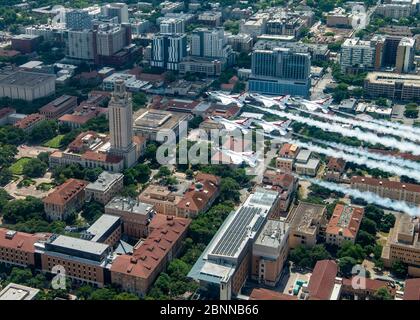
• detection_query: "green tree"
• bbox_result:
[337,241,365,261]
[219,177,241,202]
[22,158,48,178]
[372,287,393,300]
[391,260,408,278]
[28,120,58,144]
[0,167,13,186]
[338,256,358,277]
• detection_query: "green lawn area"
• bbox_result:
[43,135,65,148]
[10,157,32,175]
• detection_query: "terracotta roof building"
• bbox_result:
[13,113,45,133]
[403,278,420,300]
[249,288,297,300]
[341,276,396,299]
[325,157,346,182]
[326,204,364,246]
[177,173,221,218]
[0,228,50,268]
[307,260,340,300]
[351,176,420,206]
[110,215,191,296]
[276,143,300,172]
[43,178,89,221]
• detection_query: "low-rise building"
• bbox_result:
[176,173,221,218]
[276,143,300,172]
[105,197,155,239]
[43,178,89,221]
[262,170,298,214]
[325,204,364,246]
[11,34,42,54]
[80,214,122,247]
[85,171,124,204]
[307,260,341,300]
[39,95,78,120]
[133,109,190,142]
[0,71,55,101]
[350,176,420,206]
[252,219,289,287]
[13,113,45,133]
[403,278,420,300]
[0,283,40,300]
[341,277,396,300]
[325,157,346,182]
[0,228,50,268]
[40,234,112,287]
[381,214,420,277]
[110,215,190,296]
[287,202,327,248]
[364,72,420,101]
[294,149,320,177]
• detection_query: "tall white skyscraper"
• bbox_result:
[108,79,137,168]
[191,28,228,58]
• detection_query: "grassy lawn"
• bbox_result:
[10,157,32,175]
[43,135,65,148]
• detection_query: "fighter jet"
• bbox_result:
[247,93,290,109]
[252,119,292,135]
[215,148,258,167]
[206,91,248,107]
[294,96,333,114]
[209,116,252,134]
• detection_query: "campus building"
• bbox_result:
[43,179,89,221]
[85,171,124,204]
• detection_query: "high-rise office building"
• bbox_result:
[396,37,415,73]
[151,33,187,71]
[340,38,376,72]
[65,9,93,30]
[191,28,228,58]
[108,79,137,168]
[249,47,311,97]
[102,3,129,23]
[96,23,129,56]
[160,18,185,34]
[65,29,96,62]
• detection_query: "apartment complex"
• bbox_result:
[105,197,156,239]
[0,71,55,101]
[325,204,364,246]
[151,33,187,71]
[85,171,124,204]
[43,178,89,221]
[382,214,420,277]
[350,176,420,206]
[39,95,78,120]
[287,202,328,248]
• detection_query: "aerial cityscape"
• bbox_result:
[0,0,419,305]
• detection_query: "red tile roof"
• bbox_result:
[404,279,420,300]
[369,148,420,162]
[58,113,95,125]
[342,277,396,296]
[249,288,298,300]
[111,215,191,279]
[308,260,338,300]
[326,204,364,239]
[327,157,346,172]
[14,113,45,129]
[177,173,221,213]
[81,151,123,164]
[351,176,420,193]
[43,178,88,206]
[278,143,299,158]
[0,228,50,253]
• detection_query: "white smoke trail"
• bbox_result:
[290,106,420,143]
[269,135,420,182]
[292,133,420,172]
[304,178,420,217]
[254,105,420,155]
[334,109,420,136]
